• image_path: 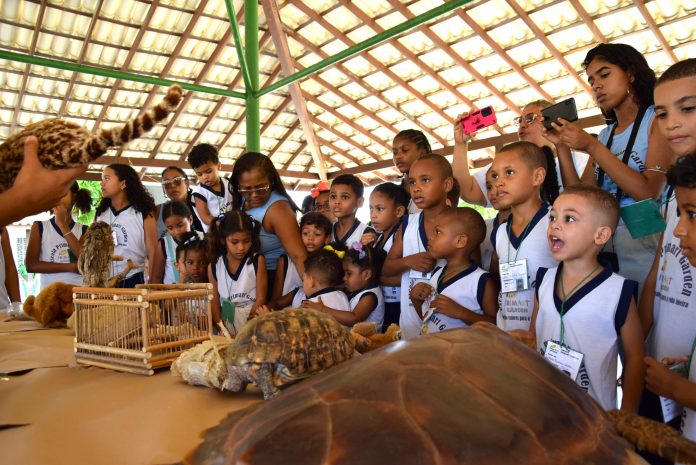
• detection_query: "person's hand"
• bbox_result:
[541,123,562,146]
[410,282,433,302]
[431,294,464,318]
[301,297,324,312]
[552,119,598,153]
[53,203,70,231]
[361,231,378,246]
[454,112,471,145]
[4,136,87,224]
[662,356,689,366]
[645,356,685,399]
[253,304,273,316]
[405,252,435,273]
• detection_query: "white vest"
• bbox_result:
[37,219,86,289]
[650,196,696,361]
[377,226,400,303]
[422,264,490,334]
[214,253,260,335]
[291,287,350,311]
[332,219,371,247]
[96,205,146,279]
[191,177,233,233]
[349,286,385,329]
[399,212,446,340]
[279,254,303,296]
[495,204,557,331]
[535,265,637,411]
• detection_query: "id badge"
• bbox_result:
[543,341,584,381]
[222,299,236,324]
[409,269,432,280]
[660,362,687,422]
[499,259,529,294]
[420,295,435,335]
[620,199,666,239]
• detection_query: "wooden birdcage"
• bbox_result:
[73,283,213,375]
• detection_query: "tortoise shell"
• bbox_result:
[188,324,644,465]
[225,308,354,381]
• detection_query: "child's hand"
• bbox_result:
[661,356,689,366]
[301,297,324,312]
[553,119,598,153]
[410,283,433,302]
[645,356,685,399]
[431,294,464,318]
[406,252,435,272]
[361,231,378,246]
[454,112,470,145]
[541,124,562,146]
[254,305,273,316]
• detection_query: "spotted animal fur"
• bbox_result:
[0,85,183,193]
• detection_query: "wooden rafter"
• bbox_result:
[451,8,555,103]
[566,0,608,44]
[91,0,160,130]
[290,1,456,126]
[10,0,47,134]
[317,135,390,183]
[118,0,211,163]
[268,119,301,160]
[56,0,105,119]
[350,0,518,130]
[262,0,327,181]
[506,0,593,95]
[216,64,282,155]
[634,0,678,64]
[282,27,448,147]
[282,140,307,170]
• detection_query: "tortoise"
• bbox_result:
[184,323,696,465]
[222,308,355,400]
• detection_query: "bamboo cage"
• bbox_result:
[73,283,213,376]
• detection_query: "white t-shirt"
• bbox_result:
[36,219,86,289]
[332,219,372,247]
[191,177,233,233]
[291,287,350,311]
[96,205,147,280]
[349,286,384,329]
[213,253,261,335]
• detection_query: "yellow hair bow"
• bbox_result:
[324,245,345,259]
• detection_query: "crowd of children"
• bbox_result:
[2,44,696,458]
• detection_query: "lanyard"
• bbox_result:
[596,106,648,201]
[506,218,535,263]
[559,265,600,346]
[165,235,180,282]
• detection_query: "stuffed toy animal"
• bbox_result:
[350,322,401,353]
[23,281,76,327]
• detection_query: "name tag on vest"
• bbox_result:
[544,341,583,381]
[500,259,529,293]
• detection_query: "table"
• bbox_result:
[0,313,261,465]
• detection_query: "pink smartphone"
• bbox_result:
[461,106,497,135]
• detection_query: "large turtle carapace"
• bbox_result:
[186,324,653,465]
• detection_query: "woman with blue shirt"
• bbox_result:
[550,43,672,290]
[229,152,306,299]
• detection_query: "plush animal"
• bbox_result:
[23,281,76,327]
[0,85,183,193]
[78,221,139,287]
[350,322,401,353]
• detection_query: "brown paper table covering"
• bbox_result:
[0,328,75,373]
[0,328,262,465]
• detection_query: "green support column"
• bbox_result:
[245,0,260,152]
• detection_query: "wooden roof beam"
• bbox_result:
[290,1,456,126]
[566,0,608,44]
[506,0,593,95]
[10,0,47,134]
[451,8,555,103]
[92,0,161,129]
[268,119,300,160]
[282,27,448,147]
[634,0,678,64]
[351,1,516,130]
[56,0,105,118]
[262,0,328,181]
[316,135,389,183]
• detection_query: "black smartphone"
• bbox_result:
[541,98,578,130]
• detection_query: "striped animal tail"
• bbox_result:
[86,85,183,160]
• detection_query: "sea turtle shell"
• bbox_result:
[225,308,354,383]
[188,323,646,465]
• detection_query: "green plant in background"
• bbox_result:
[76,180,102,225]
[458,200,497,220]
